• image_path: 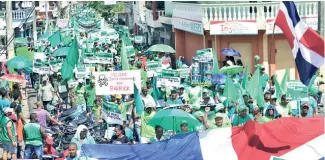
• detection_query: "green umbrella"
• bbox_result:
[41,32,51,39]
[146,44,176,53]
[16,47,34,61]
[6,56,32,69]
[220,65,244,75]
[52,47,70,57]
[148,109,200,132]
[14,37,28,45]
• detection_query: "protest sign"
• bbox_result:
[161,69,180,77]
[286,81,308,100]
[147,61,162,77]
[94,70,141,95]
[191,48,213,86]
[177,68,190,78]
[84,57,99,64]
[75,65,87,79]
[101,110,123,125]
[157,71,181,87]
[38,67,51,75]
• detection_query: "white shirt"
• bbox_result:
[41,83,55,101]
[141,94,156,108]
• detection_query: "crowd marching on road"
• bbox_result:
[0,2,324,160]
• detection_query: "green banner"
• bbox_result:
[286,81,308,100]
[103,101,119,112]
[177,68,190,78]
[161,69,180,77]
[147,61,162,71]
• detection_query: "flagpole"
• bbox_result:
[269,23,276,76]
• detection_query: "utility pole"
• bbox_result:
[318,1,324,38]
[6,1,14,59]
[33,5,37,41]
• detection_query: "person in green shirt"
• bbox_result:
[86,79,96,114]
[232,105,254,127]
[140,106,156,144]
[92,99,102,122]
[259,104,280,123]
[149,125,168,143]
[74,79,86,111]
[0,108,17,160]
[178,120,190,134]
[136,61,147,85]
[193,111,205,132]
[165,89,183,106]
[259,66,269,91]
[204,107,231,130]
[24,113,47,159]
[178,85,189,104]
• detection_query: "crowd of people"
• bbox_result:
[0,6,324,160]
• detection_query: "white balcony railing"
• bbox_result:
[172,1,318,30]
[145,9,165,28]
[12,9,33,20]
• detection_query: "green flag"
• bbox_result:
[241,65,249,90]
[151,75,161,105]
[121,38,130,71]
[16,47,33,61]
[281,69,290,93]
[61,36,79,80]
[247,68,265,108]
[134,83,144,115]
[212,47,219,74]
[48,30,62,46]
[273,75,284,99]
[308,70,319,89]
[223,76,239,101]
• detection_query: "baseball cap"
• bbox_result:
[215,113,223,118]
[180,120,188,126]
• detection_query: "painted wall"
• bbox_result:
[275,39,296,81]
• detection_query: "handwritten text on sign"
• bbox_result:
[94,70,141,95]
[101,111,123,125]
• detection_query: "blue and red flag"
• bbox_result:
[274,1,324,86]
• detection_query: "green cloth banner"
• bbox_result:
[161,69,180,77]
[286,81,308,100]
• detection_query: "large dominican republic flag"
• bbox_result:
[81,118,325,160]
[274,1,324,86]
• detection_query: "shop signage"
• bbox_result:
[210,20,258,35]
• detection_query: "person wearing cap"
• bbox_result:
[193,111,206,132]
[178,85,189,104]
[85,79,96,114]
[23,113,47,159]
[141,87,156,109]
[166,89,183,106]
[140,104,156,144]
[53,73,69,104]
[201,89,215,105]
[276,94,292,117]
[259,66,269,91]
[261,104,280,123]
[299,103,312,118]
[40,79,55,110]
[243,94,254,114]
[74,79,86,111]
[204,107,230,130]
[0,108,17,160]
[263,95,279,116]
[261,91,272,115]
[129,57,136,70]
[179,120,189,134]
[232,104,254,127]
[300,93,318,117]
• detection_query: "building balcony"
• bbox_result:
[12,9,34,20]
[172,1,318,31]
[145,9,165,28]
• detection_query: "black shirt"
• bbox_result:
[110,135,129,144]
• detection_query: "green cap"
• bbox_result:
[238,105,247,112]
[193,111,204,118]
[254,55,260,60]
[181,120,188,125]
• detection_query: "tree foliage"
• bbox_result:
[84,1,126,17]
